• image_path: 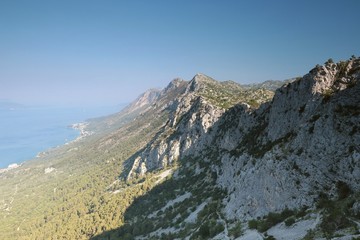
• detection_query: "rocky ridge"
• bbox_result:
[126,73,275,179]
[3,57,359,240]
[118,57,360,239]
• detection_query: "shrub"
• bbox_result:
[264,235,276,240]
[295,206,308,218]
[280,208,295,219]
[298,105,306,113]
[248,208,296,232]
[229,221,243,238]
[302,229,315,240]
[248,219,258,229]
[326,58,334,64]
[322,89,334,103]
[308,125,314,134]
[336,181,352,200]
[296,148,304,155]
[309,114,321,123]
[210,223,224,237]
[316,187,357,237]
[285,217,295,226]
[320,208,352,237]
[316,192,333,209]
[337,61,349,78]
[257,221,273,232]
[198,224,210,238]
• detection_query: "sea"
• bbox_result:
[0,105,121,169]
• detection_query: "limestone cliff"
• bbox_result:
[126,58,360,222]
[86,57,360,240]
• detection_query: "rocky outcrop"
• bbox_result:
[216,57,360,219]
[127,77,225,179]
[126,57,360,221]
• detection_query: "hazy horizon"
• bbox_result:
[0,98,129,108]
[1,0,359,106]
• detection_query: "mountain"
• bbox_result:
[241,78,298,91]
[0,57,359,240]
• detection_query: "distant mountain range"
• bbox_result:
[0,100,25,110]
[0,57,359,240]
[240,78,299,91]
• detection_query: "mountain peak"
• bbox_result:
[310,56,360,95]
[186,73,217,93]
[123,88,161,113]
[164,78,187,92]
[191,73,216,83]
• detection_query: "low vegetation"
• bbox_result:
[196,77,275,109]
[316,182,359,238]
[248,208,299,232]
[93,156,228,239]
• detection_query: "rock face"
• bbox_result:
[127,75,226,179]
[217,58,360,219]
[3,58,358,240]
[125,57,360,220]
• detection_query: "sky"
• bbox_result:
[0,0,359,107]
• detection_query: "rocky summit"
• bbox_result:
[0,57,359,240]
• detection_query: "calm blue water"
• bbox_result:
[0,106,120,168]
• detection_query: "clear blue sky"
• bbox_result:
[1,0,359,106]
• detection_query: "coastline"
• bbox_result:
[36,122,94,158]
[68,122,94,143]
[0,105,118,172]
[0,122,93,173]
[0,163,21,173]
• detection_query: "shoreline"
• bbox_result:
[0,122,94,172]
[37,122,94,157]
[68,122,94,143]
[0,163,21,173]
[0,104,120,172]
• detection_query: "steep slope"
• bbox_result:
[215,58,360,222]
[126,73,275,179]
[1,57,359,240]
[85,88,161,134]
[0,82,176,239]
[0,73,275,239]
[93,57,360,240]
